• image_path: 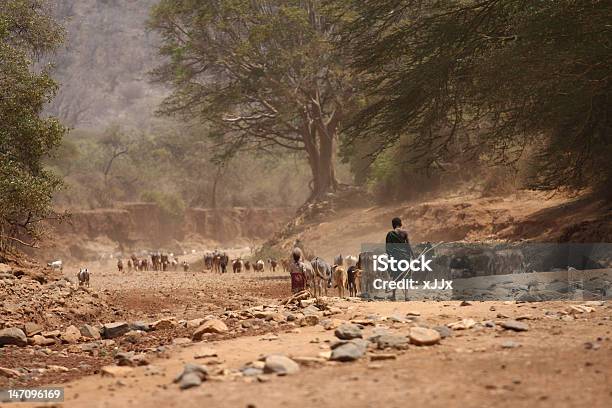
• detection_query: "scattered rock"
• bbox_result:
[447,319,476,330]
[386,313,406,323]
[300,299,316,308]
[500,320,529,332]
[501,340,521,349]
[263,355,300,375]
[174,363,208,389]
[433,326,453,339]
[260,333,279,341]
[568,305,594,314]
[302,305,321,316]
[24,322,43,337]
[100,366,134,377]
[115,351,149,366]
[172,337,192,345]
[0,327,27,347]
[151,318,177,331]
[334,323,363,340]
[129,321,151,332]
[186,318,205,328]
[320,318,342,330]
[178,372,202,389]
[460,300,472,306]
[375,334,410,350]
[61,325,82,344]
[241,367,264,377]
[194,348,218,359]
[80,324,101,340]
[41,330,61,338]
[30,334,56,346]
[330,339,368,362]
[292,356,326,366]
[0,367,20,378]
[102,322,130,339]
[299,315,319,327]
[192,319,228,340]
[409,327,441,346]
[46,365,69,372]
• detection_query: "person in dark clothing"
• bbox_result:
[385,217,414,300]
[385,217,414,271]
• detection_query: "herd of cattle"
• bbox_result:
[116,253,189,273]
[200,250,365,298]
[60,248,367,298]
[202,251,272,274]
[294,252,364,298]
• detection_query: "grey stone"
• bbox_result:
[24,322,43,337]
[433,326,453,339]
[263,355,300,375]
[179,372,202,389]
[102,322,130,339]
[501,340,521,349]
[174,363,208,387]
[80,324,101,340]
[129,321,151,332]
[500,320,529,332]
[330,339,368,362]
[0,327,27,347]
[241,367,264,377]
[334,323,363,340]
[375,335,410,350]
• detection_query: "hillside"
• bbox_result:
[267,191,612,261]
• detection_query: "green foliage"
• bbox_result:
[340,0,612,196]
[0,0,66,246]
[149,0,357,200]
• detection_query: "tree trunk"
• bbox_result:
[304,129,339,202]
[210,164,223,209]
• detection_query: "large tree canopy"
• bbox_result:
[149,0,356,201]
[340,0,611,196]
[0,0,66,249]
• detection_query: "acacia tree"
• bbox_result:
[149,0,355,201]
[0,0,66,249]
[340,0,612,196]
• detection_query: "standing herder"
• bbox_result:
[385,217,414,300]
[289,247,306,293]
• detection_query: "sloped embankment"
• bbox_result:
[266,191,612,261]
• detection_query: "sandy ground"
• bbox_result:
[3,260,611,408]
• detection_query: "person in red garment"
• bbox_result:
[289,247,307,293]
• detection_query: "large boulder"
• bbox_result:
[0,328,27,347]
[102,322,130,339]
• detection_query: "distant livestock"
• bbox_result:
[77,268,90,287]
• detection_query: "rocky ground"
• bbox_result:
[1,257,611,407]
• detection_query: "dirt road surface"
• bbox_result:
[2,258,610,408]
